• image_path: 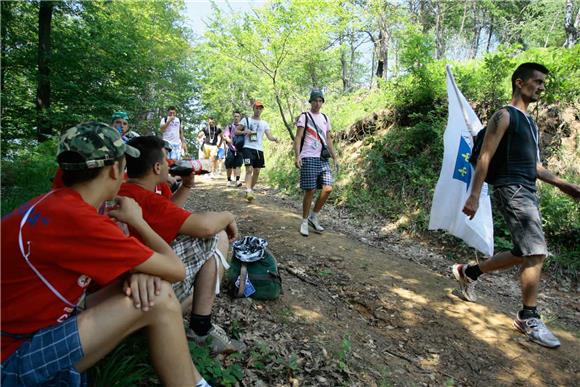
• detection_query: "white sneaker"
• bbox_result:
[308,214,324,233]
[227,180,235,187]
[300,221,309,236]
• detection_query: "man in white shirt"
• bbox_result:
[236,100,279,202]
[160,106,187,160]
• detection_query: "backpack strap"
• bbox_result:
[306,112,327,146]
[299,112,308,153]
[236,263,248,298]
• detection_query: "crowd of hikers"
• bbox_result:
[2,63,579,386]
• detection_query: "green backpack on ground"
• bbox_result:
[228,237,282,300]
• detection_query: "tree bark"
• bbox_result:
[1,1,12,96]
[486,17,494,53]
[272,78,294,141]
[36,1,54,141]
[564,0,579,48]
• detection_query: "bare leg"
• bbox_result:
[245,166,253,190]
[302,189,315,219]
[191,231,228,315]
[226,168,232,180]
[211,155,218,175]
[251,167,261,190]
[75,281,201,386]
[235,167,241,179]
[478,251,523,273]
[313,185,333,213]
[520,254,545,307]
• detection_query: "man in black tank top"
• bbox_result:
[452,63,580,349]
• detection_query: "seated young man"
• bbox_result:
[119,135,245,354]
[1,122,212,387]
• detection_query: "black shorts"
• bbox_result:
[225,149,243,168]
[243,148,265,168]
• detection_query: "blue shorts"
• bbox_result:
[166,142,182,161]
[1,316,86,387]
[300,157,333,190]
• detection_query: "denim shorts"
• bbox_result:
[1,316,86,387]
[493,184,548,257]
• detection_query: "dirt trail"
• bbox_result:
[187,178,579,387]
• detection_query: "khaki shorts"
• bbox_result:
[203,144,219,159]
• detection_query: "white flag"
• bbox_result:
[428,65,494,256]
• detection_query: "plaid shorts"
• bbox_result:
[171,234,219,302]
[1,316,86,387]
[300,157,333,190]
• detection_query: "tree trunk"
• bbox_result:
[469,2,481,59]
[339,34,349,92]
[1,1,12,96]
[375,30,384,79]
[434,2,446,59]
[486,17,494,53]
[36,1,54,141]
[272,78,294,141]
[459,0,469,37]
[564,0,579,48]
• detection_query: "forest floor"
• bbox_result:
[186,175,579,387]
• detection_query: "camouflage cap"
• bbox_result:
[58,121,140,170]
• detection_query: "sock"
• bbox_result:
[227,176,231,182]
[190,313,212,336]
[236,176,240,181]
[464,264,483,281]
[302,218,308,223]
[520,305,540,319]
[196,377,212,387]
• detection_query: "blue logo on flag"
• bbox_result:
[452,136,472,190]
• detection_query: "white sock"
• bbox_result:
[196,377,212,387]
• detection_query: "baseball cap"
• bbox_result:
[111,111,129,121]
[309,89,325,103]
[253,100,265,108]
[57,121,140,170]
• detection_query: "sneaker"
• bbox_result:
[236,181,243,188]
[187,325,247,355]
[227,180,235,187]
[245,191,255,202]
[308,214,324,233]
[513,311,561,348]
[300,221,309,236]
[451,264,477,302]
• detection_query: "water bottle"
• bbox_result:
[104,200,129,236]
[169,159,211,176]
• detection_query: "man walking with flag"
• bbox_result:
[453,63,580,348]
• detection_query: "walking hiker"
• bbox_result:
[223,111,244,187]
[200,117,223,178]
[452,63,580,348]
[120,136,246,355]
[160,106,187,161]
[294,89,338,236]
[1,122,211,386]
[236,100,279,202]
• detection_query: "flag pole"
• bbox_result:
[446,65,479,136]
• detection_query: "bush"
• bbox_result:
[1,138,58,216]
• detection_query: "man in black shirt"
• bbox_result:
[453,63,580,349]
[199,117,223,178]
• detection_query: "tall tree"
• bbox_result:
[564,0,580,48]
[36,0,54,140]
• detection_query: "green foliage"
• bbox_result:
[1,138,58,216]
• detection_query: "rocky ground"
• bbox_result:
[185,176,579,387]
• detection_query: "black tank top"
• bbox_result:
[488,105,539,191]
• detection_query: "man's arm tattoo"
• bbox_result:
[487,110,505,134]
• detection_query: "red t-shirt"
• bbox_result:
[118,183,190,244]
[155,182,173,199]
[1,189,153,362]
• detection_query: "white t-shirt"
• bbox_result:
[160,116,181,144]
[240,117,270,151]
[296,112,331,159]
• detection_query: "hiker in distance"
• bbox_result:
[236,100,279,202]
[294,89,338,237]
[453,62,580,349]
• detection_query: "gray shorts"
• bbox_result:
[171,234,219,302]
[493,184,548,257]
